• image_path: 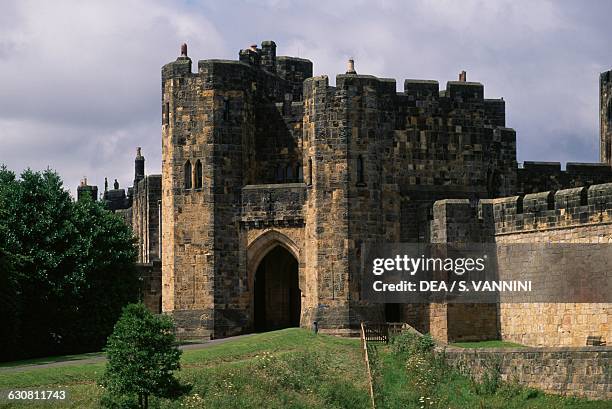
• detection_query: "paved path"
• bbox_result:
[0,333,256,373]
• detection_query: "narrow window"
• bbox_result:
[357,155,365,184]
[286,164,293,181]
[516,196,524,214]
[296,162,302,182]
[184,160,192,190]
[308,158,313,185]
[164,102,169,125]
[195,160,203,189]
[276,164,284,182]
[580,188,588,206]
[223,98,230,121]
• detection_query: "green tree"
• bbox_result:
[0,166,140,360]
[102,303,185,409]
[56,196,140,350]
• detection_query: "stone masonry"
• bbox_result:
[429,184,612,346]
[79,40,612,343]
[444,346,611,400]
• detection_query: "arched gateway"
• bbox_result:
[247,230,302,332]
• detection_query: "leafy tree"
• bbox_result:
[0,166,140,360]
[55,196,140,350]
[0,166,27,359]
[0,212,21,360]
[101,303,186,409]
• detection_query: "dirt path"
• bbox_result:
[0,333,256,373]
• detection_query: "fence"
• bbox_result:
[360,322,377,409]
[363,322,389,344]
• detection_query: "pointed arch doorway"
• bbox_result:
[248,231,302,332]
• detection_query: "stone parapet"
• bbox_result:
[492,182,612,234]
[443,346,612,400]
[241,183,306,227]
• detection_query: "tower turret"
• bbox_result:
[600,70,612,165]
[77,177,98,202]
[135,146,145,185]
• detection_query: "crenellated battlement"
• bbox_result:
[517,161,612,195]
[162,41,313,103]
[431,181,612,240]
[491,182,612,234]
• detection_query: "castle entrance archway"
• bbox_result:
[253,245,301,331]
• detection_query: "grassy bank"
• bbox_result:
[0,329,370,408]
[371,332,609,409]
[2,329,608,408]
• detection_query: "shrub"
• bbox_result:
[390,331,435,356]
[101,303,188,409]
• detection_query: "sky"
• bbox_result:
[1,0,611,196]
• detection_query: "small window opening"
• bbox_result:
[308,158,313,185]
[357,155,365,184]
[184,160,192,190]
[195,160,203,189]
[223,98,230,121]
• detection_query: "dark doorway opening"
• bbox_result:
[254,246,301,332]
[385,303,402,323]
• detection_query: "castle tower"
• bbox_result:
[600,70,612,165]
[134,147,145,186]
[161,44,216,339]
[161,42,266,339]
[302,71,398,331]
[76,177,98,201]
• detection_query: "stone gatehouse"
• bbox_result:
[79,41,612,345]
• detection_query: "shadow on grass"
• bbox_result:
[0,352,105,369]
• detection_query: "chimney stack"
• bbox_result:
[180,43,188,57]
[459,70,467,82]
[346,58,356,75]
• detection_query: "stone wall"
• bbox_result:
[429,183,612,346]
[240,183,306,227]
[136,261,162,314]
[428,199,499,343]
[443,346,611,400]
[132,174,161,263]
[490,183,612,347]
[517,161,612,195]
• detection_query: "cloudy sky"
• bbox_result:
[1,0,611,196]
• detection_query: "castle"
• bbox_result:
[78,41,612,346]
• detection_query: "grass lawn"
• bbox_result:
[450,340,526,349]
[0,328,370,408]
[371,333,610,409]
[1,329,609,409]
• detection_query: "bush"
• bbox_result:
[390,331,435,356]
[472,357,502,395]
[101,303,188,409]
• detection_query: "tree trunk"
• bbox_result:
[144,393,149,409]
